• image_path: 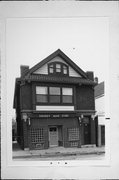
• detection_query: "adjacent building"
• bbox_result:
[13,49,97,150]
[95,81,105,146]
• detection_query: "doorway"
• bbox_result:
[49,126,58,147]
[83,117,90,144]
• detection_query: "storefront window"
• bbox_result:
[30,128,44,143]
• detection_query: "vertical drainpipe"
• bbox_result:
[91,114,96,145]
[78,116,82,148]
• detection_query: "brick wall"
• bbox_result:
[76,85,95,110]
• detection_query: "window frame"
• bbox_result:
[35,85,74,105]
[36,86,48,103]
[48,62,69,76]
[49,87,61,104]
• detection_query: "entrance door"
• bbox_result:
[49,126,58,147]
[83,117,90,144]
[84,124,90,144]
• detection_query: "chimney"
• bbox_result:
[20,65,29,77]
[94,77,98,84]
[86,71,94,81]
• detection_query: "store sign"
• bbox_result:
[39,114,50,118]
[38,113,74,118]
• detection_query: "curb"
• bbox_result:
[13,151,105,159]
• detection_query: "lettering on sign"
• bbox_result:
[38,113,73,118]
[52,114,60,118]
[39,114,50,118]
[62,114,69,117]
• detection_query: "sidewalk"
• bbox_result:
[12,142,105,159]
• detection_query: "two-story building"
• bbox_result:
[13,49,97,150]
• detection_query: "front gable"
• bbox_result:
[28,49,87,78]
[33,56,82,77]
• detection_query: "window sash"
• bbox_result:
[62,88,73,95]
[36,94,48,103]
[36,86,47,95]
[49,95,60,103]
[62,95,73,103]
[56,64,61,72]
[49,67,54,73]
[63,65,68,74]
[49,87,60,95]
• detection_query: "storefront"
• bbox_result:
[21,112,96,150]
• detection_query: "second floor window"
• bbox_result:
[62,88,73,103]
[36,86,48,103]
[49,87,60,103]
[36,86,73,104]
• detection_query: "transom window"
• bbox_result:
[48,62,69,76]
[36,86,73,104]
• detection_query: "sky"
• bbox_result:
[6,17,109,118]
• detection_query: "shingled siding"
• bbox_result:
[76,85,95,110]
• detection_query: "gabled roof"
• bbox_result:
[25,49,87,78]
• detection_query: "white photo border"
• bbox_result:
[1,1,119,179]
